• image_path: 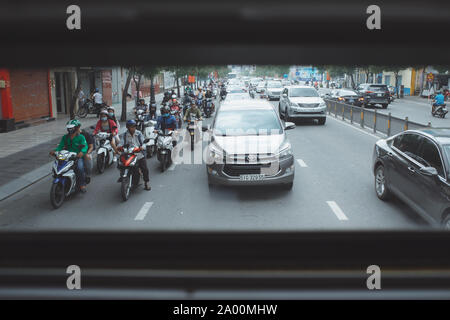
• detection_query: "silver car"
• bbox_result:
[278,85,327,125]
[265,80,283,100]
[203,100,296,190]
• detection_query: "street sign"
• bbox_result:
[427,73,434,82]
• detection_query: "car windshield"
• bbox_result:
[289,88,319,97]
[213,109,282,136]
[267,81,282,88]
[339,90,358,96]
[440,145,450,169]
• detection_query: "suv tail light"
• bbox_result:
[366,91,374,93]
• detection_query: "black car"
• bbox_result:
[373,129,450,229]
[330,89,364,107]
[356,83,390,108]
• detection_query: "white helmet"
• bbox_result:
[171,94,177,99]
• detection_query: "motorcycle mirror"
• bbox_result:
[144,138,150,144]
[202,124,210,132]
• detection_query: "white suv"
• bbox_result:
[278,85,327,125]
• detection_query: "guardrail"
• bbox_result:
[324,99,431,137]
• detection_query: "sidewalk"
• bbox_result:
[0,91,169,201]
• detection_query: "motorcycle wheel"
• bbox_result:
[121,176,131,201]
[97,154,105,174]
[161,154,167,172]
[147,146,154,158]
[77,106,88,118]
[50,182,65,209]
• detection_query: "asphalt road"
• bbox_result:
[0,95,430,231]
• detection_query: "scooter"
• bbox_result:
[77,99,108,118]
[143,119,158,158]
[432,103,448,118]
[156,129,174,172]
[204,98,213,118]
[50,150,82,209]
[135,109,147,132]
[95,132,114,173]
[186,116,201,151]
[170,104,183,129]
[117,143,148,201]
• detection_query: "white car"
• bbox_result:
[278,86,327,125]
[265,80,283,100]
[255,82,266,93]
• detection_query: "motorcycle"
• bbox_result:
[220,90,227,101]
[156,129,175,172]
[95,132,114,173]
[77,99,107,118]
[170,103,183,129]
[204,98,214,118]
[149,103,157,120]
[432,103,448,118]
[143,119,158,158]
[50,150,83,209]
[135,109,148,132]
[117,143,148,201]
[186,116,201,151]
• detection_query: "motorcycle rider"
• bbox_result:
[182,92,193,116]
[91,88,103,117]
[162,91,171,105]
[432,90,446,114]
[80,126,94,183]
[118,120,151,191]
[134,98,150,120]
[155,106,178,132]
[107,106,120,131]
[204,88,215,113]
[49,120,88,193]
[184,101,203,122]
[93,110,120,155]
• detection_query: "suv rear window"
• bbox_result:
[369,85,388,91]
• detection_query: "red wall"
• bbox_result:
[10,70,50,122]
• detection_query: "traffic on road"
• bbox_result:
[1,66,450,231]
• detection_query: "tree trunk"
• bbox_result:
[150,75,156,106]
[350,74,355,89]
[122,68,134,122]
[365,72,369,83]
[136,74,141,103]
[69,67,82,120]
[395,72,399,98]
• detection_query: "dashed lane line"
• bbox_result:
[135,202,153,221]
[296,159,308,167]
[326,201,349,221]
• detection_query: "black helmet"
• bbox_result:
[160,106,169,114]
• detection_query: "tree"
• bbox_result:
[141,66,164,107]
[384,66,409,98]
[69,67,82,120]
[121,67,134,121]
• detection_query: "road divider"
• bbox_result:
[326,201,348,221]
[325,99,430,137]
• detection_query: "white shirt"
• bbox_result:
[93,92,103,104]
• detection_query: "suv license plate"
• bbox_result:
[239,174,265,181]
[377,93,383,97]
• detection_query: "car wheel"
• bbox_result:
[442,214,450,230]
[382,104,388,109]
[318,118,326,125]
[375,165,391,201]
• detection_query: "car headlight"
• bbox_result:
[277,142,293,158]
[290,101,299,108]
[209,144,223,161]
[319,101,326,108]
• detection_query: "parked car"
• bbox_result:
[330,89,364,107]
[373,129,450,229]
[203,100,296,190]
[265,80,284,100]
[356,83,390,108]
[278,85,327,125]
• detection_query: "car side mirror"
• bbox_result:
[284,122,296,130]
[202,124,211,132]
[419,166,439,178]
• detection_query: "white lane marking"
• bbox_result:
[326,201,348,221]
[296,159,308,167]
[327,115,382,139]
[135,202,153,221]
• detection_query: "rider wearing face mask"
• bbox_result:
[93,110,119,155]
[155,106,178,132]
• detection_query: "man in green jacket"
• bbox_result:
[50,119,89,193]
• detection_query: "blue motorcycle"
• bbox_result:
[50,150,80,209]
